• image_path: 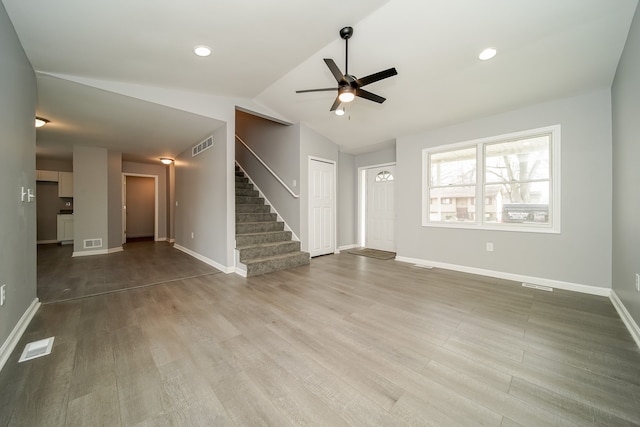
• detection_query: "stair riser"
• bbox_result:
[236,231,292,246]
[235,176,249,183]
[236,196,264,205]
[236,222,284,234]
[238,241,301,261]
[235,182,254,190]
[236,188,259,197]
[246,253,310,277]
[236,213,277,223]
[235,204,271,214]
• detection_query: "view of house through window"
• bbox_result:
[423,125,560,232]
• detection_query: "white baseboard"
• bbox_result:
[107,246,123,254]
[0,298,40,372]
[37,240,58,245]
[72,249,108,257]
[610,290,640,350]
[168,238,175,243]
[174,244,234,274]
[395,255,611,297]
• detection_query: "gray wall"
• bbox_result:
[36,158,73,172]
[396,89,613,289]
[338,152,356,248]
[355,145,396,169]
[107,151,122,249]
[235,110,301,235]
[0,1,37,354]
[612,5,640,325]
[123,161,168,240]
[175,125,230,266]
[300,124,340,252]
[73,146,109,254]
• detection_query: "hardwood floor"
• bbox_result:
[2,249,640,426]
[37,241,221,303]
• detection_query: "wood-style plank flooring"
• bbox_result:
[37,240,221,303]
[2,243,640,426]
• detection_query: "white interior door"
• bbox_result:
[366,165,396,252]
[309,159,335,257]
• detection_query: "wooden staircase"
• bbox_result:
[235,166,309,277]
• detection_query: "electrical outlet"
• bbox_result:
[636,273,640,292]
[191,232,194,239]
[0,284,5,306]
[486,243,494,252]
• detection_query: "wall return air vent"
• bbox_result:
[83,238,103,249]
[192,135,214,157]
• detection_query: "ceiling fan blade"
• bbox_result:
[329,96,341,111]
[324,58,346,83]
[295,88,337,93]
[356,88,386,104]
[355,67,398,87]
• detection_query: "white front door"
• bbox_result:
[309,159,335,257]
[366,165,396,252]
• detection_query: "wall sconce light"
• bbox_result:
[160,158,174,165]
[35,117,49,128]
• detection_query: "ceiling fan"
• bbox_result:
[296,26,398,111]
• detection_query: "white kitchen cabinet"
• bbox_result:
[36,170,59,182]
[57,214,74,243]
[58,172,73,197]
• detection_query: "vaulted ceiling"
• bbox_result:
[2,0,637,161]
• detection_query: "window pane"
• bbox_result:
[484,182,550,224]
[485,135,549,184]
[429,186,476,222]
[430,147,476,186]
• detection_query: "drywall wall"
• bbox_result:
[338,152,356,248]
[36,182,71,242]
[175,125,230,269]
[73,146,109,255]
[235,110,301,235]
[396,89,613,290]
[612,4,640,328]
[107,151,122,249]
[0,1,37,363]
[355,145,396,169]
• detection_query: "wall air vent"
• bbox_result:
[84,238,103,249]
[192,135,214,157]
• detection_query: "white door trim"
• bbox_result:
[308,156,337,257]
[122,173,159,242]
[357,162,396,248]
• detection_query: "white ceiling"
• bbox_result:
[2,0,638,160]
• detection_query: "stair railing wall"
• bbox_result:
[235,135,301,237]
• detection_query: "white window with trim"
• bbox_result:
[422,125,560,233]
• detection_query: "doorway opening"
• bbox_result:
[123,174,158,244]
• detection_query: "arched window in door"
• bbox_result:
[375,170,394,182]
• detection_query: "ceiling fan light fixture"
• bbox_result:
[479,47,497,61]
[35,117,49,128]
[335,108,345,116]
[160,158,174,165]
[338,87,355,103]
[193,45,211,57]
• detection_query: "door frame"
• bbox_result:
[357,162,396,248]
[308,156,337,256]
[122,173,159,243]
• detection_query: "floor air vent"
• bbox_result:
[19,337,55,363]
[192,135,214,157]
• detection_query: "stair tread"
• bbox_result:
[236,230,289,236]
[237,240,299,250]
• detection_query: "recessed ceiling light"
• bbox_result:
[194,45,211,57]
[479,47,497,61]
